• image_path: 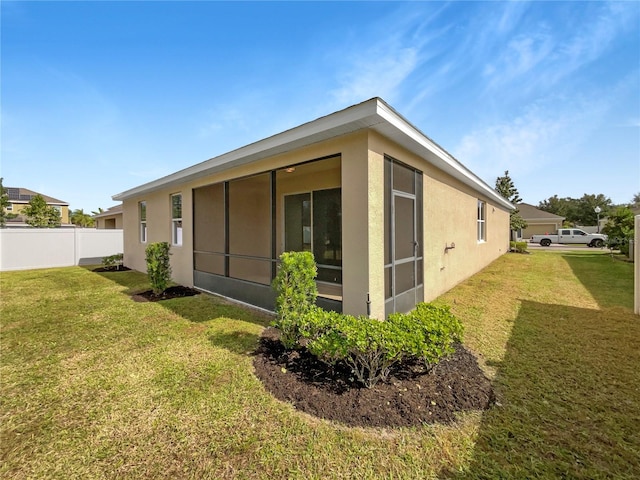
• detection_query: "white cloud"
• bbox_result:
[329,45,419,108]
[482,2,638,93]
[453,95,610,185]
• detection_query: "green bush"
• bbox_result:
[271,251,318,348]
[303,309,404,388]
[387,303,463,370]
[145,242,172,295]
[102,253,123,269]
[510,241,528,253]
[296,303,463,388]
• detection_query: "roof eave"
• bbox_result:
[113,98,513,211]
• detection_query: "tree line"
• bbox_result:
[495,171,638,256]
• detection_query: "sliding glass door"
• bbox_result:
[284,188,342,284]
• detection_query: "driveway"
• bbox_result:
[526,242,605,251]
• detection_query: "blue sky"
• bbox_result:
[2,1,639,212]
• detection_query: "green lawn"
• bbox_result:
[1,252,638,479]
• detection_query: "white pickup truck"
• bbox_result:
[530,229,607,247]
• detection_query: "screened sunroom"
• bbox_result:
[113,98,512,320]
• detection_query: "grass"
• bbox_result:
[1,251,638,479]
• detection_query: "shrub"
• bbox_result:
[304,310,405,388]
[387,303,463,370]
[299,303,463,388]
[102,253,123,269]
[271,251,318,348]
[145,242,172,295]
[603,207,634,257]
[510,241,528,253]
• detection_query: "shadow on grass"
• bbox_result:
[208,330,261,354]
[89,267,272,332]
[85,266,150,296]
[161,294,272,327]
[443,300,640,479]
[561,252,634,309]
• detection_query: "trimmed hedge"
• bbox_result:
[145,242,172,295]
[292,303,463,388]
[271,251,463,388]
[510,241,528,253]
[271,251,318,349]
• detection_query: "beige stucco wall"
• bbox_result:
[121,128,510,317]
[96,214,123,229]
[368,131,511,303]
[122,132,370,290]
[122,188,193,284]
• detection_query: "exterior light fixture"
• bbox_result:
[285,167,295,173]
[594,206,601,233]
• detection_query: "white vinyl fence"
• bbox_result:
[0,229,123,271]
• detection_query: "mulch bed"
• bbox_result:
[253,327,495,428]
[131,285,200,302]
[93,266,131,272]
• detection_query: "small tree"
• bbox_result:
[22,194,61,228]
[0,178,12,228]
[602,207,635,256]
[495,170,528,234]
[145,242,172,295]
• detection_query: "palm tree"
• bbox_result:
[70,208,95,228]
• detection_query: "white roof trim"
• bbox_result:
[113,98,513,210]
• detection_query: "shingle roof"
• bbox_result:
[5,187,68,205]
[517,203,565,220]
[93,204,123,218]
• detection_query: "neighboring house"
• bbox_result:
[517,203,565,240]
[113,98,513,319]
[94,204,123,229]
[4,187,70,226]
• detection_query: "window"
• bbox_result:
[477,200,486,242]
[139,201,147,243]
[171,194,182,246]
[6,203,12,211]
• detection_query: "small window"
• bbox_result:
[6,204,12,211]
[171,194,182,246]
[139,201,147,243]
[477,200,486,242]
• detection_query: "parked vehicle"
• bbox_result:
[530,229,607,247]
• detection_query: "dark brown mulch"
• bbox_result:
[93,266,131,272]
[131,285,200,302]
[253,327,495,428]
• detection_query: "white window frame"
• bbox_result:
[171,193,182,246]
[6,203,12,211]
[139,201,147,243]
[477,200,486,242]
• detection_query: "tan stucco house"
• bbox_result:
[517,203,565,239]
[113,98,513,319]
[94,204,123,229]
[4,187,71,226]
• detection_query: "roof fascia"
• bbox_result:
[112,99,383,201]
[375,100,514,211]
[113,98,513,211]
